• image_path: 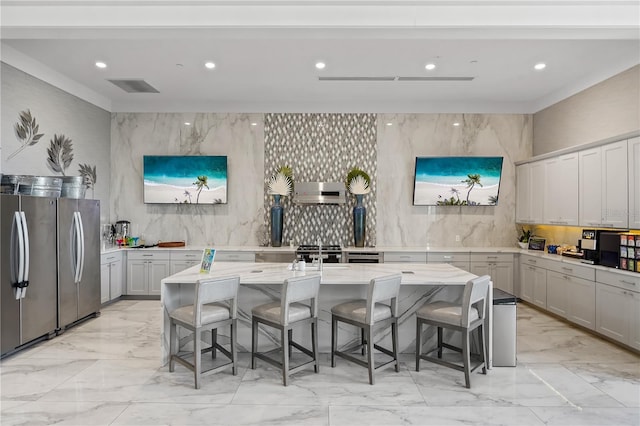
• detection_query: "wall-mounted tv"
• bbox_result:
[413,156,503,206]
[143,155,227,204]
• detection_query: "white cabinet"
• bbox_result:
[100,252,123,304]
[579,140,628,228]
[427,252,469,270]
[595,270,640,349]
[544,153,578,226]
[385,252,427,263]
[470,253,513,294]
[519,256,547,308]
[127,251,170,296]
[566,275,596,330]
[170,250,201,274]
[516,161,544,224]
[216,251,256,262]
[629,137,640,229]
[546,270,568,317]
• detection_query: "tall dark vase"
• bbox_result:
[353,194,366,247]
[270,194,284,247]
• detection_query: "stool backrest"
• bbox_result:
[194,275,240,327]
[366,273,403,324]
[461,275,491,327]
[281,274,322,325]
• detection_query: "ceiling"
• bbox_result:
[1,1,639,114]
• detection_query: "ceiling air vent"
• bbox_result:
[107,79,160,93]
[397,76,474,81]
[318,76,395,81]
[318,76,474,82]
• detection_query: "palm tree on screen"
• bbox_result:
[462,174,483,204]
[193,175,209,204]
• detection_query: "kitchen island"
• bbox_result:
[160,262,492,366]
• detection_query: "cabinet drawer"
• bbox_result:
[470,253,513,263]
[216,251,255,262]
[171,251,202,261]
[546,260,595,281]
[520,255,552,270]
[428,252,470,263]
[127,250,171,261]
[101,252,122,265]
[596,269,640,292]
[384,252,426,263]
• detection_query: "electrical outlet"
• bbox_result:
[455,235,461,242]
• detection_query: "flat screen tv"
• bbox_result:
[413,156,503,206]
[143,155,227,204]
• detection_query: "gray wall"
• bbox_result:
[1,63,112,223]
[533,65,640,155]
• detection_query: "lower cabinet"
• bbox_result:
[595,270,640,350]
[216,251,256,262]
[546,270,595,329]
[385,252,427,263]
[100,252,123,304]
[520,259,547,308]
[170,250,202,274]
[127,252,170,296]
[427,252,469,271]
[470,254,514,294]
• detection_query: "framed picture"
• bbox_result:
[528,237,546,251]
[200,248,216,274]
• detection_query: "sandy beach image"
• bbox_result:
[144,182,227,204]
[414,181,499,206]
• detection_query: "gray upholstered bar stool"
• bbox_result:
[331,273,402,385]
[169,275,240,389]
[251,274,321,386]
[415,275,491,388]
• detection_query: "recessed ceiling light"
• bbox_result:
[534,63,546,70]
[205,62,216,69]
[386,122,393,126]
[95,61,107,69]
[425,63,436,71]
[315,62,326,70]
[453,122,460,127]
[251,122,257,126]
[184,122,191,126]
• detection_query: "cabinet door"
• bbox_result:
[544,154,578,225]
[530,161,545,223]
[630,290,640,350]
[596,283,627,343]
[579,147,603,226]
[532,266,547,309]
[546,271,567,317]
[520,264,535,303]
[470,263,490,279]
[170,260,199,275]
[493,262,514,294]
[149,260,170,295]
[516,164,530,223]
[628,137,640,229]
[127,261,148,295]
[100,263,110,303]
[110,260,123,299]
[566,276,595,330]
[601,140,628,228]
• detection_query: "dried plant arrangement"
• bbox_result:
[9,109,45,160]
[47,134,74,175]
[78,163,97,197]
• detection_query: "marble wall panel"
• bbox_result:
[110,113,264,245]
[377,114,533,247]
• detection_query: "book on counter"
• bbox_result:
[200,248,216,274]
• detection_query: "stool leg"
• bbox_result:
[231,319,238,376]
[194,328,202,389]
[415,319,421,372]
[331,316,337,368]
[282,327,290,386]
[366,325,375,385]
[169,320,176,372]
[462,331,471,389]
[437,327,443,358]
[212,328,217,359]
[251,318,258,369]
[392,319,399,372]
[311,318,319,373]
[288,329,293,358]
[477,324,487,375]
[361,328,366,355]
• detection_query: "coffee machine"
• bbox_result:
[578,229,600,264]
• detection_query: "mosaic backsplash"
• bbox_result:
[263,113,377,247]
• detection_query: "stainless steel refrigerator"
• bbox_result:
[1,194,58,356]
[57,198,100,330]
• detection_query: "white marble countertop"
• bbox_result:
[161,262,478,286]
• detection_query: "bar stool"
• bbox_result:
[169,275,240,389]
[331,273,402,385]
[251,274,321,386]
[415,275,491,388]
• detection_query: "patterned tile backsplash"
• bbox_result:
[264,113,377,247]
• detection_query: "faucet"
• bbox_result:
[316,237,323,272]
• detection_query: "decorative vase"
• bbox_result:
[270,194,284,247]
[353,194,366,247]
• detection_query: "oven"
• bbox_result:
[344,251,383,263]
[296,245,342,264]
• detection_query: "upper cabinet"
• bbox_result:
[544,153,578,226]
[629,137,640,229]
[579,140,628,228]
[516,161,544,224]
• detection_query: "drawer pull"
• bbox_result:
[443,256,452,259]
[528,259,537,264]
[561,267,573,272]
[487,256,498,259]
[143,254,153,257]
[620,280,637,286]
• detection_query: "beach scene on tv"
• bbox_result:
[143,156,227,204]
[413,156,503,206]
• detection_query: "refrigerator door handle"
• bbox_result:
[20,211,30,299]
[13,212,24,300]
[77,211,85,283]
[72,212,82,284]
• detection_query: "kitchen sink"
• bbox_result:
[305,264,350,271]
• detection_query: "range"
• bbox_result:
[296,245,342,264]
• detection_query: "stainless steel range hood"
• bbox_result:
[293,182,346,205]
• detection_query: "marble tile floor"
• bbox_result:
[1,300,638,426]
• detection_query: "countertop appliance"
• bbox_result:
[344,251,382,263]
[57,198,101,331]
[114,220,131,239]
[1,194,58,357]
[296,244,342,263]
[599,231,622,269]
[578,229,600,264]
[293,182,346,205]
